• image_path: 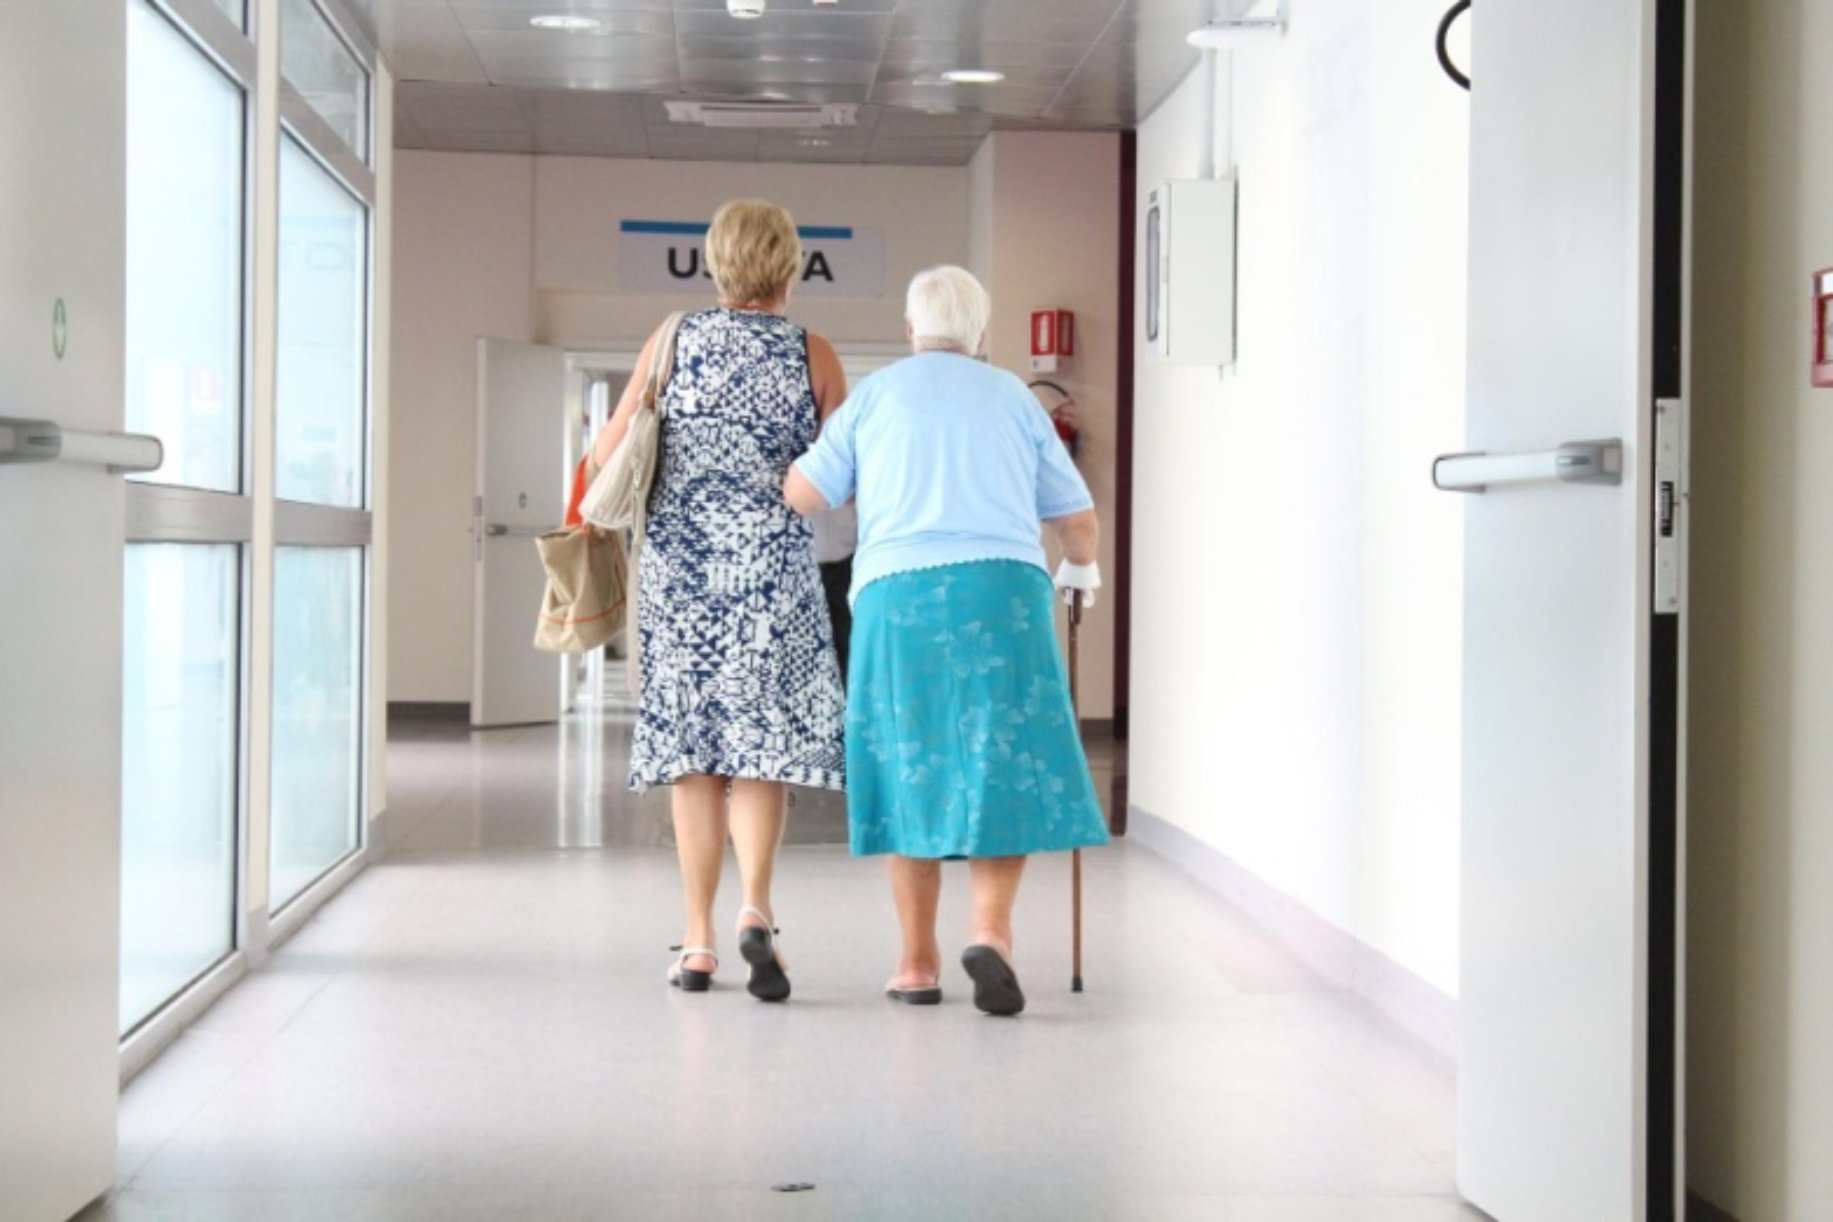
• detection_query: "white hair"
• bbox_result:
[905,265,991,354]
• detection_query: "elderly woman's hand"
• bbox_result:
[1053,559,1102,609]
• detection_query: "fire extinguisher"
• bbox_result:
[1029,379,1082,460]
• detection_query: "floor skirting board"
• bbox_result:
[388,701,469,724]
[1686,1191,1739,1222]
[1127,805,1458,1065]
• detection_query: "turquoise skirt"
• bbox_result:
[845,560,1111,859]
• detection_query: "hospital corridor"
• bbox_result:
[3,2,1831,1221]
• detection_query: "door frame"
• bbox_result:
[1645,0,1693,1212]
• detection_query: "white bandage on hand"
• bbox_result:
[1052,559,1102,609]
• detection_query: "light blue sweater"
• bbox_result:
[793,351,1094,605]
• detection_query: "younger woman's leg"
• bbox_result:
[728,779,787,929]
[888,856,943,987]
[672,775,728,973]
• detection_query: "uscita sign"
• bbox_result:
[617,220,886,298]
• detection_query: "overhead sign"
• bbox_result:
[617,219,886,299]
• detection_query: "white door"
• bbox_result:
[472,338,568,728]
[1453,1,1689,1219]
[0,2,128,1218]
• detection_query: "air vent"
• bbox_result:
[663,100,860,130]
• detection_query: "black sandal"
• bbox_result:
[884,977,943,1006]
[667,945,717,992]
[961,944,1025,1016]
[737,907,791,1002]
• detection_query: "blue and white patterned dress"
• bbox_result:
[629,308,846,792]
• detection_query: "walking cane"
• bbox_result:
[1068,590,1085,994]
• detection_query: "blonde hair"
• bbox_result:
[905,265,991,354]
[705,199,802,306]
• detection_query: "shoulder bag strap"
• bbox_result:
[646,310,687,417]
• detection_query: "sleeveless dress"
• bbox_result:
[628,308,846,792]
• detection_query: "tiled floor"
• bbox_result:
[88,699,1476,1222]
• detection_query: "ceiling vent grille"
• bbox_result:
[663,100,860,130]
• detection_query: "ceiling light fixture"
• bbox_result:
[941,68,1006,84]
[1186,0,1290,47]
[529,14,603,31]
[727,0,767,18]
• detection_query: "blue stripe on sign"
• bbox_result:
[620,220,854,240]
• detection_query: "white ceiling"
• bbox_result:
[360,0,1250,165]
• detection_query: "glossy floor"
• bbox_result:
[89,706,1476,1222]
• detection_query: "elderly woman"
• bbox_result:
[589,199,847,1001]
[784,265,1108,1016]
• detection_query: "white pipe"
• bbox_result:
[1218,49,1234,175]
[1198,47,1217,179]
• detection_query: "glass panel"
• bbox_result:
[280,0,369,159]
[125,1,245,493]
[121,544,239,1035]
[270,547,363,909]
[277,137,366,507]
[214,0,245,28]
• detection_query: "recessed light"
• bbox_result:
[941,68,1006,85]
[530,14,603,31]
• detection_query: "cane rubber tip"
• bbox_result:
[1072,977,1084,993]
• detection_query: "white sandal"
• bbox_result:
[736,906,790,1003]
[667,945,718,992]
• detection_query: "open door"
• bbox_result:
[1448,0,1690,1218]
[0,2,128,1217]
[472,338,567,729]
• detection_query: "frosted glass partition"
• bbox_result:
[276,136,367,508]
[121,544,239,1034]
[270,546,363,909]
[125,0,245,493]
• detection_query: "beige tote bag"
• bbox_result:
[532,525,627,655]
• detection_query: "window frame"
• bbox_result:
[267,0,377,920]
[120,0,259,1054]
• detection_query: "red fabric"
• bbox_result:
[564,455,592,528]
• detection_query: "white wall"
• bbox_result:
[388,151,536,704]
[973,131,1122,721]
[1688,1,1833,1216]
[967,137,995,286]
[388,152,969,703]
[1130,0,1467,996]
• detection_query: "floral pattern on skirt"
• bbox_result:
[845,560,1110,858]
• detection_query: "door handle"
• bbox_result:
[1432,439,1623,493]
[483,523,547,539]
[0,415,163,475]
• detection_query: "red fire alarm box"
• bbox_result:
[1815,268,1833,389]
[1030,309,1075,373]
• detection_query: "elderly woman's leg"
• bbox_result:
[888,857,942,989]
[967,855,1027,953]
[962,856,1029,1015]
[729,779,792,1001]
[672,775,728,976]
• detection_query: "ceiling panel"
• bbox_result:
[522,88,652,155]
[446,6,676,31]
[879,39,1093,70]
[376,0,1257,165]
[672,9,893,38]
[644,127,763,161]
[677,33,887,61]
[888,0,1118,44]
[398,79,532,133]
